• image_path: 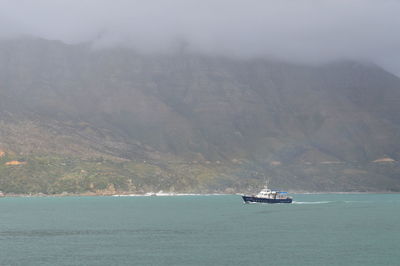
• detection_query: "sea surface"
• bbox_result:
[1,194,400,266]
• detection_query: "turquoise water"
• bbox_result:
[1,194,400,265]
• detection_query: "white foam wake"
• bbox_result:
[292,201,331,204]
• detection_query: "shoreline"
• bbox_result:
[1,191,400,198]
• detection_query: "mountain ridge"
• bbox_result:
[1,38,400,193]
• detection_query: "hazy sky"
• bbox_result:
[1,0,400,75]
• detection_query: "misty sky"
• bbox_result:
[1,0,400,75]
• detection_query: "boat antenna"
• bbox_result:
[263,176,270,188]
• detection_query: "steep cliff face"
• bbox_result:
[1,38,400,193]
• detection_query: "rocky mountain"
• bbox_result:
[1,38,400,194]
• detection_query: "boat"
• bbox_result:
[242,183,292,204]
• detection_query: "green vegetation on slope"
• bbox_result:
[1,151,400,194]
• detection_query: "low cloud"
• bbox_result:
[1,0,400,74]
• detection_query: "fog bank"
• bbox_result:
[1,0,400,74]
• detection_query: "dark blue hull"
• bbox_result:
[242,195,292,204]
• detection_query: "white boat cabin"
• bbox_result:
[256,186,289,199]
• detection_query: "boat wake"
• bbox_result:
[292,201,331,204]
